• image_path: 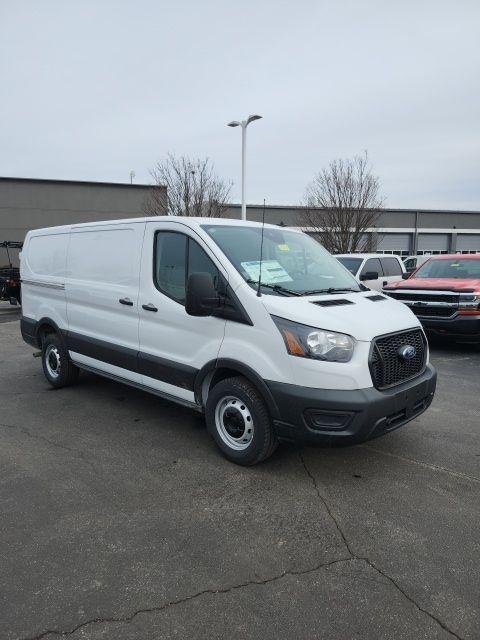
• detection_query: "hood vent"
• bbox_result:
[312,299,354,307]
[366,294,386,302]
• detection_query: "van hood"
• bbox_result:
[385,277,480,292]
[261,291,420,342]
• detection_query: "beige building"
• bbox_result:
[0,177,167,267]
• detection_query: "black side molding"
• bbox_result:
[20,317,38,348]
[67,331,137,371]
[66,330,198,391]
[138,351,197,390]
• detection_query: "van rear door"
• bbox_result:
[65,222,144,383]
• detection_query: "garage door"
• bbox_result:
[418,234,449,252]
[456,234,480,252]
[377,233,411,251]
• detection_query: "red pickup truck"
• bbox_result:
[383,254,480,343]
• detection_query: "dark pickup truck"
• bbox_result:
[0,241,22,305]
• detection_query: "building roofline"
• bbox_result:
[0,178,477,214]
[0,176,165,190]
[228,203,480,215]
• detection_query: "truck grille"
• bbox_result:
[410,306,455,318]
[387,291,459,304]
[370,329,427,390]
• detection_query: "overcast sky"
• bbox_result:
[1,0,479,209]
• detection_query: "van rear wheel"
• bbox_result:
[41,333,79,389]
[206,376,277,465]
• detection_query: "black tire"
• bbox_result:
[205,376,278,466]
[41,333,79,389]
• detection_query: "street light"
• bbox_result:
[227,114,262,220]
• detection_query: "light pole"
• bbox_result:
[227,114,262,220]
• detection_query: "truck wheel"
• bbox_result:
[41,333,79,389]
[205,376,278,466]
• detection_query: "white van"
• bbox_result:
[20,217,437,465]
[336,253,406,291]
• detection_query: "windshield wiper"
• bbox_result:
[245,279,302,297]
[299,287,359,296]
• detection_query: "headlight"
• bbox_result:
[271,315,354,362]
[458,293,480,315]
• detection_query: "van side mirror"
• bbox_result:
[359,271,378,281]
[402,272,410,279]
[186,272,219,317]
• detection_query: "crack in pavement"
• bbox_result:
[361,444,480,484]
[19,557,353,640]
[0,421,97,474]
[298,452,463,640]
[2,410,466,640]
[17,453,464,640]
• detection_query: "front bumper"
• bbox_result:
[267,364,437,445]
[418,315,480,342]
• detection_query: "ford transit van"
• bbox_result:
[20,217,437,465]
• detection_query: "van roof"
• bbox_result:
[28,216,303,234]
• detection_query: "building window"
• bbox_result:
[376,250,409,257]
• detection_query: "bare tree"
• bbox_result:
[299,152,384,253]
[144,153,232,217]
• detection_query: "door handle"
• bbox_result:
[142,303,158,312]
[119,297,133,306]
[383,280,388,286]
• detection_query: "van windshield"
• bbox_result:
[201,225,361,295]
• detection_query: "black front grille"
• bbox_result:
[410,306,456,318]
[370,329,427,390]
[387,291,459,304]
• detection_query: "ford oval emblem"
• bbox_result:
[398,345,416,361]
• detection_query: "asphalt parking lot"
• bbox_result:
[0,302,20,324]
[1,312,479,640]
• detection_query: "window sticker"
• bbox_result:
[277,244,290,252]
[241,260,293,284]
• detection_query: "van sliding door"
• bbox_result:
[65,222,145,383]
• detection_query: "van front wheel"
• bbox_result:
[206,376,277,465]
[41,333,79,389]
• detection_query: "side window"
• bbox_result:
[188,240,220,289]
[154,232,220,305]
[381,257,403,276]
[154,232,187,303]
[361,258,383,277]
[404,258,415,270]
